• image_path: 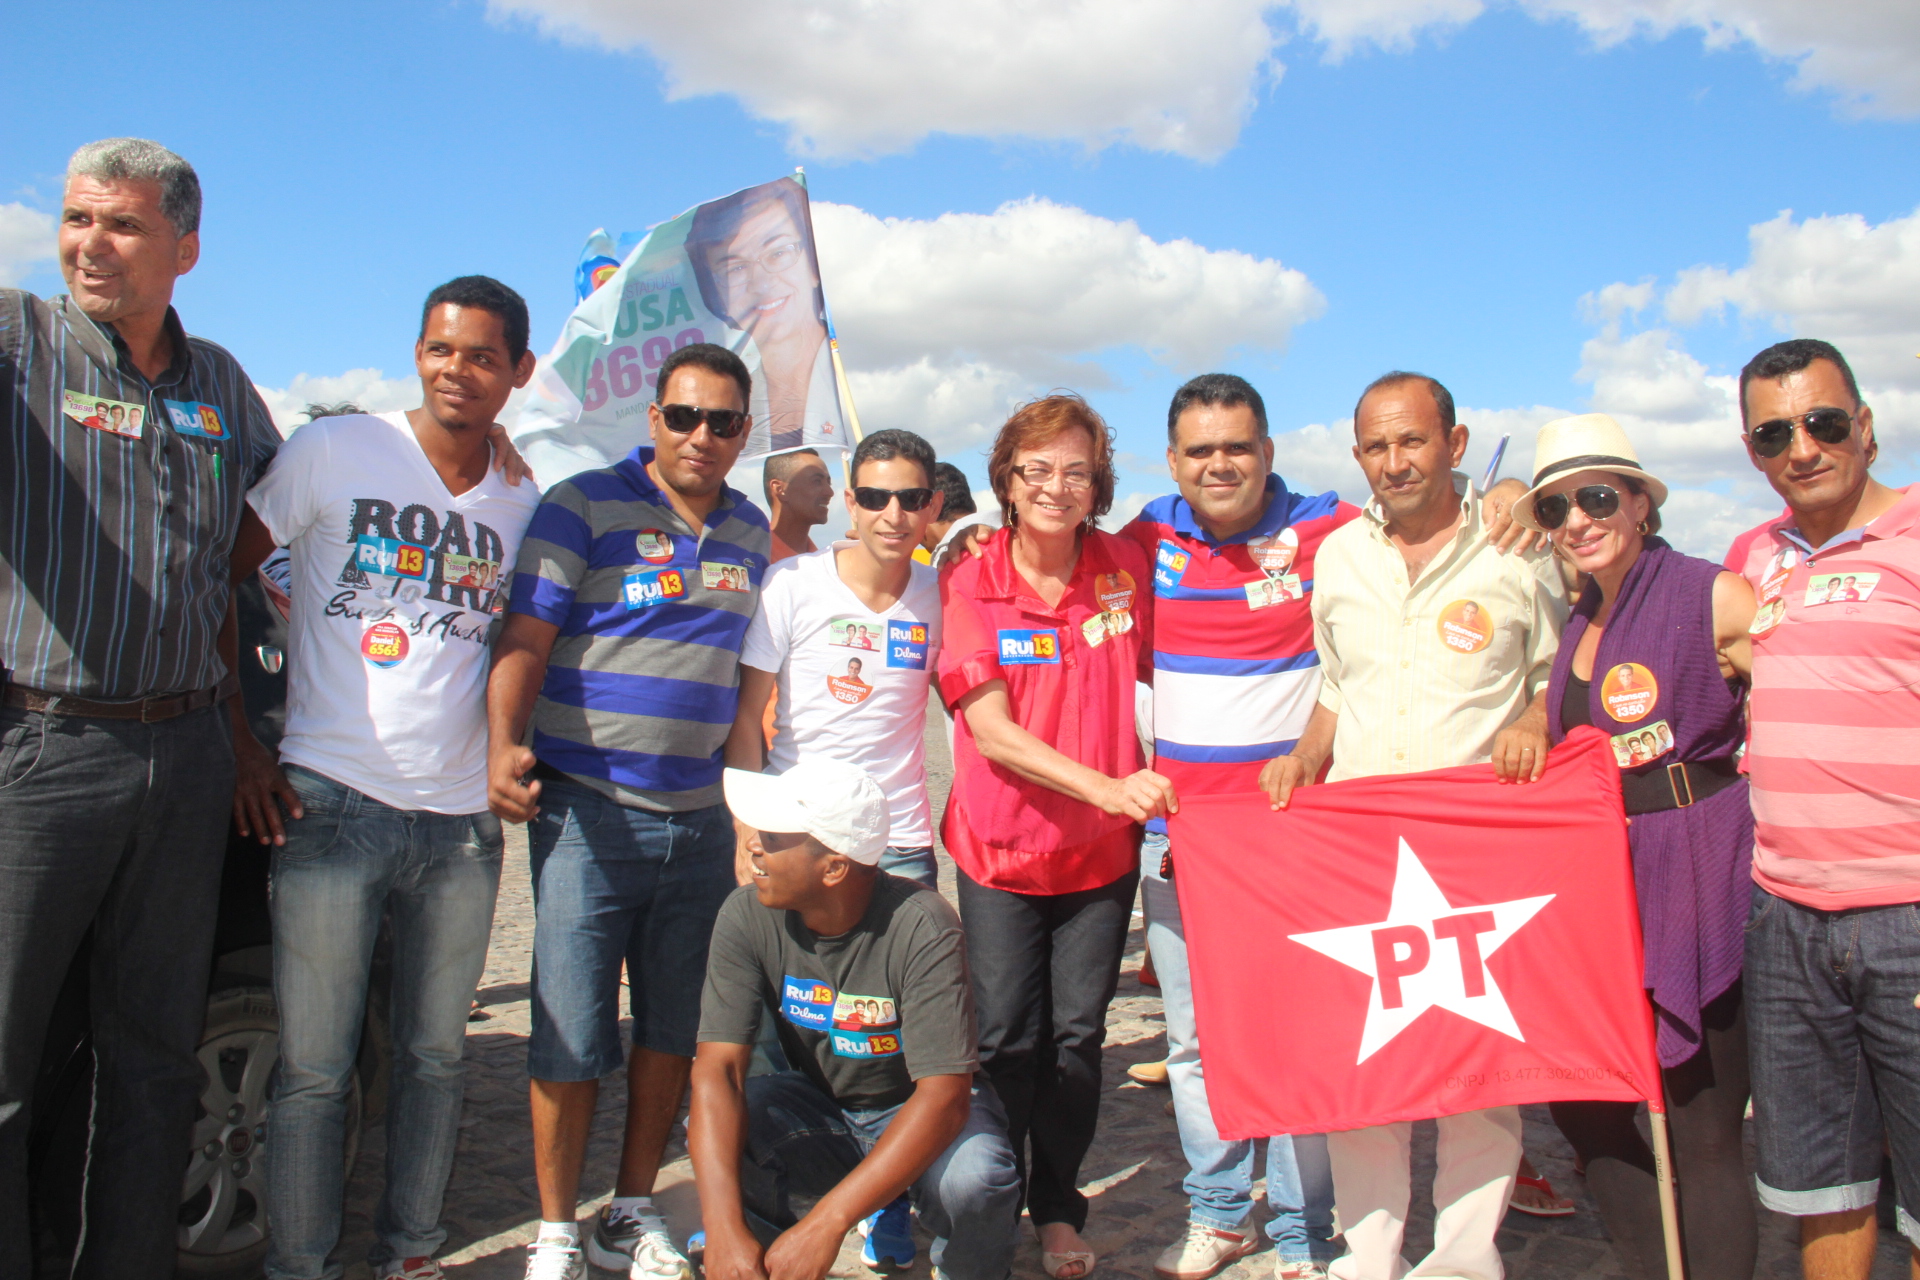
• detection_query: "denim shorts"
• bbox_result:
[1746,882,1920,1243]
[527,780,736,1080]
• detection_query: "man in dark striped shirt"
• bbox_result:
[487,344,770,1280]
[0,139,281,1280]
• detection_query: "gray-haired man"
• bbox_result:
[0,139,284,1279]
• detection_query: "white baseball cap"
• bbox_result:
[724,759,890,865]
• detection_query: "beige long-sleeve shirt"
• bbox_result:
[1312,474,1568,782]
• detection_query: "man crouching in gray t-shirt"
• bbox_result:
[690,759,1020,1280]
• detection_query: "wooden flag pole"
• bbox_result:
[794,165,866,446]
[1648,1104,1687,1280]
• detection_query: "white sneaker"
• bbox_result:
[378,1260,446,1280]
[1153,1221,1258,1280]
[524,1236,585,1280]
[623,1207,693,1280]
[1274,1262,1329,1280]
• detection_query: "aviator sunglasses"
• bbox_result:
[1531,484,1620,530]
[658,403,750,438]
[853,485,936,513]
[1747,407,1853,459]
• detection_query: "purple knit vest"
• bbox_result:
[1546,538,1753,1067]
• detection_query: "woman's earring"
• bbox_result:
[1636,520,1650,535]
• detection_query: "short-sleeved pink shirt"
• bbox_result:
[1731,484,1920,909]
[938,526,1152,895]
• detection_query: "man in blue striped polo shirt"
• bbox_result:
[488,343,770,1280]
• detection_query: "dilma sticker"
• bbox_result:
[1437,600,1493,654]
[1805,572,1878,606]
[1600,663,1658,723]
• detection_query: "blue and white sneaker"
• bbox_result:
[858,1196,915,1272]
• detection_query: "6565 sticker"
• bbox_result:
[361,622,409,668]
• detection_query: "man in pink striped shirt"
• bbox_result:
[1726,338,1920,1279]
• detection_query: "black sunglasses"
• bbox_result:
[658,403,750,438]
[1532,484,1620,531]
[1748,407,1853,459]
[853,486,935,513]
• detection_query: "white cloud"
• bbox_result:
[0,203,55,287]
[487,0,1278,160]
[814,197,1323,457]
[1664,206,1920,388]
[490,0,1920,162]
[252,369,421,433]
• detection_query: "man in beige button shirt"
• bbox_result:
[1264,371,1568,1279]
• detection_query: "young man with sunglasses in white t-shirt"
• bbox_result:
[726,428,946,892]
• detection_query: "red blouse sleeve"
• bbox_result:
[938,555,1005,706]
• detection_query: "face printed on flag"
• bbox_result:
[1168,728,1659,1138]
[512,174,850,482]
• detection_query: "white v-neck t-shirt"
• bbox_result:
[741,544,943,846]
[247,411,539,813]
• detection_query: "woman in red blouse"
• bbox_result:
[938,395,1174,1278]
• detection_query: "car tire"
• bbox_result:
[177,986,362,1277]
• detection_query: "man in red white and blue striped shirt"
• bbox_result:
[1118,374,1357,1278]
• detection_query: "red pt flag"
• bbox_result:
[1168,728,1660,1139]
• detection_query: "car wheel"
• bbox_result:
[177,986,361,1277]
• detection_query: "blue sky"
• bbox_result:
[5,0,1917,552]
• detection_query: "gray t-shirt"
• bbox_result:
[698,875,977,1111]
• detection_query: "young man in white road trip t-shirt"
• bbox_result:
[242,277,538,1280]
[726,428,946,890]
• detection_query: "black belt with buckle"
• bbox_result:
[3,673,239,722]
[1619,756,1741,816]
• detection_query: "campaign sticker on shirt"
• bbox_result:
[828,617,884,651]
[1609,720,1673,768]
[1153,540,1190,591]
[1437,600,1493,654]
[1081,610,1135,648]
[634,529,675,564]
[162,399,226,440]
[828,991,903,1057]
[1244,574,1304,611]
[827,658,874,705]
[1758,569,1791,605]
[1748,597,1786,638]
[701,562,751,593]
[1805,572,1879,606]
[441,553,499,591]
[780,976,836,1031]
[1247,528,1299,577]
[886,620,930,670]
[361,621,409,668]
[998,629,1061,665]
[62,389,145,438]
[1600,663,1659,723]
[1095,570,1136,614]
[355,534,432,580]
[622,567,686,610]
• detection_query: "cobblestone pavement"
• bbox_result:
[333,711,1912,1278]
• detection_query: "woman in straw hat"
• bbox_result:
[1512,414,1759,1279]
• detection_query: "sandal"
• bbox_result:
[1043,1249,1096,1280]
[1508,1173,1575,1217]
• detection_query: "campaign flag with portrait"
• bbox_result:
[1168,727,1661,1139]
[511,172,851,485]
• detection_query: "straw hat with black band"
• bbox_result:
[1510,413,1670,533]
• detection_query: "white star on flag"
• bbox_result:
[1289,838,1554,1064]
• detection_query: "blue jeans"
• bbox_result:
[1746,883,1920,1243]
[739,1071,1021,1280]
[882,844,938,890]
[264,765,504,1279]
[528,781,735,1079]
[1143,833,1337,1263]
